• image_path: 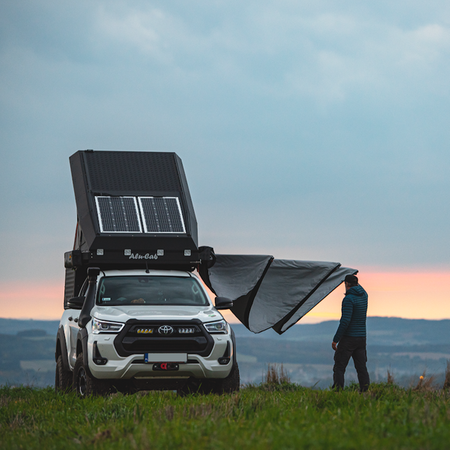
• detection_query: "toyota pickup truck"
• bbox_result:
[55,268,238,396]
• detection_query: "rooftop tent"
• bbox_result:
[199,253,357,335]
[68,150,198,269]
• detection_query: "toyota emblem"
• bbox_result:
[158,325,174,335]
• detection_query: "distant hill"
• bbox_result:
[232,317,450,345]
[0,317,449,388]
[0,318,60,336]
[3,316,449,343]
[231,317,450,386]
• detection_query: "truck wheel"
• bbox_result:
[212,363,240,394]
[73,354,111,397]
[55,355,73,392]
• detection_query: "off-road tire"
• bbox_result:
[73,354,112,397]
[55,355,73,392]
[211,363,240,394]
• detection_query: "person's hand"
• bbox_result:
[332,341,337,351]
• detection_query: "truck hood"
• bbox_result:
[91,305,224,323]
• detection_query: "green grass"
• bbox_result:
[1,383,450,449]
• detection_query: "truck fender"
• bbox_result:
[230,327,237,366]
[76,327,95,379]
[55,326,70,372]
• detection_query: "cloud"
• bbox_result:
[0,0,450,284]
[97,7,172,62]
[86,1,450,111]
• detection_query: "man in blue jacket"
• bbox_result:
[332,274,370,392]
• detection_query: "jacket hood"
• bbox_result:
[346,285,366,296]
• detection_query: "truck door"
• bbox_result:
[67,278,88,368]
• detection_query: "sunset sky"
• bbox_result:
[1,1,449,326]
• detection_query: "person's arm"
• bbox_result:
[332,297,353,346]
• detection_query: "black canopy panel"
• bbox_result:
[273,265,357,334]
[199,254,357,335]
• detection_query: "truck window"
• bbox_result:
[96,276,209,306]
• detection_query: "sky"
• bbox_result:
[0,0,449,323]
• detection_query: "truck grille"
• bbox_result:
[114,319,214,357]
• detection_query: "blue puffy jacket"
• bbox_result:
[333,285,368,343]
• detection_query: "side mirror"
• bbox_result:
[214,296,233,310]
[67,296,85,310]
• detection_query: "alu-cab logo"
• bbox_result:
[158,325,174,335]
[128,253,158,260]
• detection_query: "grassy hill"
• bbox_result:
[1,382,450,449]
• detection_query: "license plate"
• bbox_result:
[144,353,187,363]
[152,363,179,371]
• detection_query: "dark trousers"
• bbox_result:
[333,336,370,392]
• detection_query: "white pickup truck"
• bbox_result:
[55,268,238,396]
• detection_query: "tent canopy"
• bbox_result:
[199,253,357,335]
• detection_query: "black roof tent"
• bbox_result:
[66,150,198,271]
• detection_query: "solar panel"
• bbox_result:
[95,196,142,233]
[138,197,186,234]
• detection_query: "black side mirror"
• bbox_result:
[215,296,233,310]
[67,296,85,310]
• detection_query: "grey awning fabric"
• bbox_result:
[207,254,273,299]
[199,254,357,335]
[201,254,273,327]
[249,260,341,333]
[272,265,358,334]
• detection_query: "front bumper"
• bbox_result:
[87,332,234,380]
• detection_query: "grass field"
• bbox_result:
[2,377,450,450]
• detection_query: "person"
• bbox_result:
[332,274,370,392]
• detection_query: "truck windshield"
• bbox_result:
[96,276,210,306]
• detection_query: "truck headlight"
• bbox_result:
[92,318,124,334]
[204,320,228,334]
